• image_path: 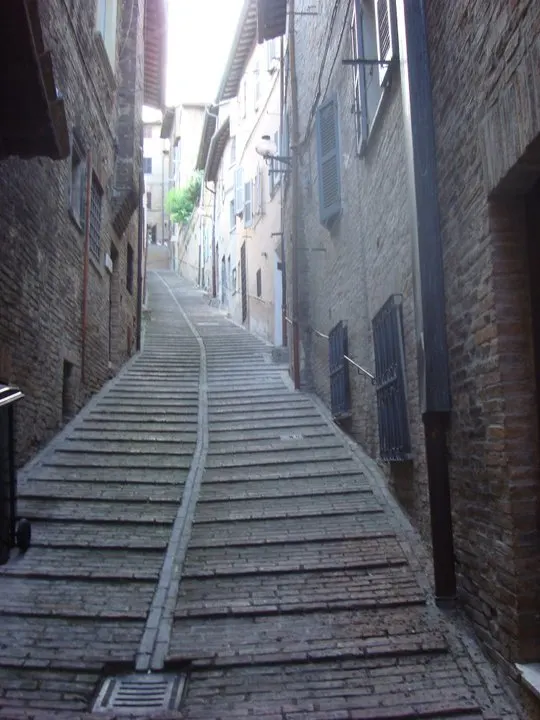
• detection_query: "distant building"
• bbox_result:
[165,104,207,280]
[0,0,167,464]
[194,2,285,346]
[143,118,171,246]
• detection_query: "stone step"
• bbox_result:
[194,492,381,522]
[183,536,407,577]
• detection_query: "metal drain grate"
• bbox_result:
[92,673,186,715]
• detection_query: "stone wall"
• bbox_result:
[0,0,143,465]
[284,0,431,539]
[427,0,540,665]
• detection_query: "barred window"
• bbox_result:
[89,174,103,263]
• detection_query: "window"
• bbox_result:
[372,294,411,461]
[350,0,396,154]
[244,181,252,227]
[316,96,341,227]
[229,199,236,232]
[239,79,247,119]
[96,0,118,68]
[146,191,152,209]
[143,125,152,139]
[143,157,152,174]
[89,174,103,262]
[256,269,262,298]
[70,138,86,228]
[126,244,134,294]
[230,137,236,165]
[232,267,237,293]
[266,38,279,72]
[254,60,261,110]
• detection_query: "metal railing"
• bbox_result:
[311,326,374,382]
[283,318,375,382]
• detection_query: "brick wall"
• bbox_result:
[0,0,143,465]
[284,0,431,539]
[427,0,540,664]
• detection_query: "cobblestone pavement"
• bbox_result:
[0,272,526,719]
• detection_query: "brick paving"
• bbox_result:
[0,272,526,719]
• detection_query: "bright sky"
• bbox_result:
[166,0,244,106]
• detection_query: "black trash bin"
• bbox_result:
[0,384,31,565]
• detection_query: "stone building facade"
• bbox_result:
[278,0,540,695]
[427,0,540,683]
[0,0,166,465]
[283,0,429,530]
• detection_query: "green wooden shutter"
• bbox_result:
[316,96,341,227]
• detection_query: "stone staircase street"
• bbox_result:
[0,272,524,720]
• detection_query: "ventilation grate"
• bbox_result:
[92,673,186,715]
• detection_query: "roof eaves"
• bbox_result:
[216,0,258,103]
[257,0,287,42]
[205,117,231,183]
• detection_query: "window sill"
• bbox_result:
[68,207,85,235]
[93,31,117,93]
[516,664,540,700]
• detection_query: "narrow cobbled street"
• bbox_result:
[0,272,523,719]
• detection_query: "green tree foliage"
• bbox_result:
[165,172,203,224]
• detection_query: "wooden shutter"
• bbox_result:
[316,96,341,227]
[244,181,252,226]
[351,0,368,154]
[256,166,265,214]
[234,167,244,215]
[375,0,397,87]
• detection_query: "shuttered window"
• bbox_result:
[316,96,341,227]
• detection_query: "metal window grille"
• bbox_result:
[372,294,412,461]
[126,244,134,294]
[89,175,102,263]
[328,321,351,420]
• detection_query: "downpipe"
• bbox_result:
[396,0,456,604]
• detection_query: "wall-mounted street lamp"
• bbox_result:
[255,134,291,169]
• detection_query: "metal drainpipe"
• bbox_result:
[81,150,93,384]
[396,0,456,604]
[136,157,144,352]
[289,0,301,390]
[279,35,287,348]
